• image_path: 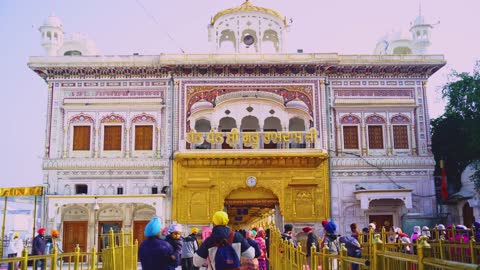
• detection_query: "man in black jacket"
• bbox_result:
[32,228,46,270]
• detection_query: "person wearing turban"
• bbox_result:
[7,232,24,270]
[138,217,179,270]
[303,226,318,258]
[193,211,254,269]
[32,228,46,270]
[166,223,183,267]
[182,227,200,270]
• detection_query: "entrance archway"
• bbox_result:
[224,187,280,229]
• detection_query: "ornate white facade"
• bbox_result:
[29,1,446,249]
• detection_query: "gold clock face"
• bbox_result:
[246,176,257,187]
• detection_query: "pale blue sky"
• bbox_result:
[0,0,478,187]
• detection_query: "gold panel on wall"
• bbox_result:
[173,149,330,224]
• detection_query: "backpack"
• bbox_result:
[214,231,240,270]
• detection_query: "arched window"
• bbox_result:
[219,117,237,149]
[64,50,82,56]
[69,114,94,152]
[366,115,386,149]
[391,115,410,149]
[240,116,260,149]
[341,115,360,150]
[132,114,156,151]
[264,117,282,149]
[289,117,306,149]
[194,119,212,149]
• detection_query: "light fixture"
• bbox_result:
[93,197,100,211]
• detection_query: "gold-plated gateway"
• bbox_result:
[172,150,330,224]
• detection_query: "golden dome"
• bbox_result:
[211,0,286,26]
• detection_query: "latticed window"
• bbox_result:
[393,125,409,149]
[343,126,359,149]
[368,125,384,149]
[104,125,122,150]
[73,126,91,151]
[135,125,153,150]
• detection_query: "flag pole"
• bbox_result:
[1,196,7,258]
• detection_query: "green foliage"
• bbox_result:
[431,61,480,194]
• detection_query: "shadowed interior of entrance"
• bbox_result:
[224,187,280,228]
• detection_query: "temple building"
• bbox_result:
[29,1,445,252]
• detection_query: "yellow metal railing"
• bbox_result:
[0,229,137,270]
[101,229,138,270]
[267,224,480,270]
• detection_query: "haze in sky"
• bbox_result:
[0,0,478,188]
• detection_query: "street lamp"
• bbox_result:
[93,198,100,249]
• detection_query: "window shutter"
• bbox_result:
[368,125,384,149]
[135,125,153,150]
[343,126,359,149]
[393,125,409,149]
[104,126,122,150]
[73,126,91,151]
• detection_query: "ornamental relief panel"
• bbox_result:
[173,152,330,224]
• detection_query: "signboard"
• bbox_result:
[0,186,43,197]
[186,128,317,148]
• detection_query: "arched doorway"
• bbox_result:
[463,202,474,226]
[224,187,280,229]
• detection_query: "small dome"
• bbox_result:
[191,99,213,114]
[43,15,63,28]
[211,0,285,26]
[286,98,309,113]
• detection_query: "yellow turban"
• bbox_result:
[212,211,229,226]
[191,227,199,234]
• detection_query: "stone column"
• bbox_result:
[125,127,131,158]
[62,127,68,158]
[361,124,367,156]
[94,127,99,158]
[386,124,392,156]
[411,124,417,155]
[336,125,342,156]
[156,126,161,156]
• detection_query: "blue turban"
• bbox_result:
[325,221,337,234]
[144,217,162,237]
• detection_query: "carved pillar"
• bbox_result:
[361,124,367,156]
[411,125,417,155]
[94,126,100,158]
[125,127,131,158]
[156,127,161,157]
[386,124,392,156]
[62,127,68,158]
[336,126,342,156]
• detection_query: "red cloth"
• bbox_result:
[440,161,448,201]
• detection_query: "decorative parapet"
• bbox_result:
[28,53,446,79]
[331,156,435,169]
[43,158,169,170]
[174,149,328,168]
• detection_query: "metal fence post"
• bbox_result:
[372,234,383,270]
[91,246,97,270]
[51,246,58,270]
[322,244,329,270]
[417,236,431,270]
[469,236,476,264]
[21,246,28,270]
[109,228,116,270]
[74,244,80,270]
[340,243,348,270]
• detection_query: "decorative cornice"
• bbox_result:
[331,156,435,169]
[43,158,169,170]
[173,150,329,168]
[28,54,446,80]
